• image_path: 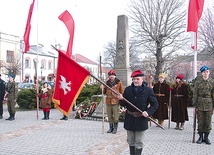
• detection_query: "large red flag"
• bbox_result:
[52,50,90,116]
[187,0,204,32]
[58,10,75,57]
[23,0,35,53]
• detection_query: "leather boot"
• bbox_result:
[204,132,211,145]
[175,122,179,130]
[135,148,143,155]
[5,114,12,120]
[60,115,68,120]
[107,123,113,133]
[129,146,135,155]
[42,111,47,120]
[196,132,203,144]
[179,122,184,130]
[112,122,118,134]
[10,114,15,121]
[47,111,50,119]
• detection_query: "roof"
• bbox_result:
[72,54,98,65]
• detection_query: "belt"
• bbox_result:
[127,110,142,117]
[156,94,165,97]
[174,95,184,97]
[199,94,211,98]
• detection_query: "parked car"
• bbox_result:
[18,83,37,92]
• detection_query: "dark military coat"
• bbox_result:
[0,78,5,101]
[119,83,158,131]
[6,81,18,101]
[171,81,189,122]
[153,81,169,120]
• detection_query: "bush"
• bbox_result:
[76,83,101,105]
[17,89,37,109]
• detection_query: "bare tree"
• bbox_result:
[102,40,143,70]
[199,8,214,55]
[128,0,189,79]
[102,41,116,68]
[2,58,21,79]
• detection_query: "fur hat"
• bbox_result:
[158,73,165,78]
[131,70,144,77]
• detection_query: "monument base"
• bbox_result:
[115,68,132,87]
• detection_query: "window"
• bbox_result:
[48,61,52,70]
[6,50,14,63]
[41,59,46,69]
[25,58,30,68]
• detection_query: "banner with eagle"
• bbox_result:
[52,50,90,116]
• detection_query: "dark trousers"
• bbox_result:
[0,100,3,115]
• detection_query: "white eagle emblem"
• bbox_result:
[60,75,71,95]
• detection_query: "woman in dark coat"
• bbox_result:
[39,82,52,120]
[171,74,189,130]
[153,73,170,126]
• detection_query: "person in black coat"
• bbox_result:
[117,70,158,155]
[0,74,6,119]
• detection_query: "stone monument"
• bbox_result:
[115,15,132,86]
[92,15,132,119]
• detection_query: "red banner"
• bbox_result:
[52,50,90,116]
[187,0,204,32]
[58,10,75,57]
[23,0,35,53]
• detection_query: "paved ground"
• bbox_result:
[0,104,213,155]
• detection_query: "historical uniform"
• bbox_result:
[0,74,6,119]
[103,70,124,134]
[193,66,214,145]
[119,70,158,155]
[39,82,52,120]
[171,74,189,130]
[153,73,169,126]
[5,74,18,121]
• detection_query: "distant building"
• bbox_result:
[0,32,105,84]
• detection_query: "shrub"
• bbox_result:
[76,83,101,105]
[17,89,37,109]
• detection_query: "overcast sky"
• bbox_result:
[0,0,213,62]
[0,0,129,62]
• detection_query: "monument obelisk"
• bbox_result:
[115,15,132,86]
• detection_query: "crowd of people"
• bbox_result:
[103,66,213,155]
[0,66,213,155]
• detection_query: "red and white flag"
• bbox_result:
[58,10,75,57]
[52,50,90,116]
[187,0,204,50]
[23,0,35,53]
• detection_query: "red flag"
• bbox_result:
[58,10,75,57]
[187,0,204,32]
[52,50,90,116]
[23,0,35,53]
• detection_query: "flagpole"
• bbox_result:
[193,32,197,78]
[36,0,39,120]
[99,55,104,134]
